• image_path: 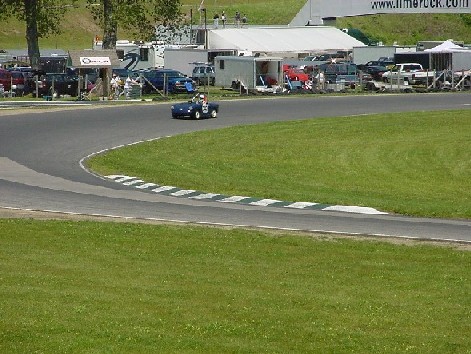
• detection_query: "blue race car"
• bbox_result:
[171,93,219,119]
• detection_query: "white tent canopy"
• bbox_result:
[425,40,465,52]
[207,26,366,54]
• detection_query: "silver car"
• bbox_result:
[191,65,215,86]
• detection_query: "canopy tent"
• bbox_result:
[425,40,466,52]
[207,26,365,55]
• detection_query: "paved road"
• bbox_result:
[1,93,470,243]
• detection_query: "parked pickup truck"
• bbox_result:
[381,63,435,85]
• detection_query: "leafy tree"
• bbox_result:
[86,0,182,49]
[152,0,186,44]
[0,0,77,68]
[153,0,182,26]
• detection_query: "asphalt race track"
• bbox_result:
[1,93,470,243]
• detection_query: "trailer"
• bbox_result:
[114,40,173,70]
[92,40,194,71]
[395,50,471,72]
[352,46,415,66]
[214,56,284,93]
[164,48,236,77]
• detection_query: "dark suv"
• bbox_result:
[26,73,80,97]
[140,69,195,94]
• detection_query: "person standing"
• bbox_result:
[221,11,226,28]
[110,73,121,100]
[124,75,137,99]
[235,11,241,28]
[213,13,219,28]
[242,14,247,27]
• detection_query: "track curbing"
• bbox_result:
[105,174,388,215]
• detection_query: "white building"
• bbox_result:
[206,26,366,58]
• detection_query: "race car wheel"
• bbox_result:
[194,110,201,119]
[210,109,217,118]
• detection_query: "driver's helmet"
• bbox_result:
[199,94,205,99]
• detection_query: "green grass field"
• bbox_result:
[1,219,469,353]
[2,8,471,348]
[87,110,471,219]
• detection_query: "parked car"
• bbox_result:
[357,60,380,71]
[284,67,310,82]
[26,73,80,97]
[23,69,45,95]
[112,68,139,80]
[191,64,215,85]
[69,67,100,85]
[377,56,395,68]
[140,69,196,94]
[48,73,81,97]
[0,68,12,91]
[358,58,394,71]
[171,93,219,119]
[9,70,27,95]
[381,63,432,84]
[319,62,358,86]
[303,55,320,62]
[365,65,388,81]
[317,52,347,63]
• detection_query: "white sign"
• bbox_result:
[291,0,471,25]
[324,0,471,16]
[79,56,111,66]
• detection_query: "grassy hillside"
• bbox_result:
[338,13,471,46]
[0,1,470,50]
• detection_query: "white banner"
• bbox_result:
[291,0,471,26]
[79,56,111,66]
[326,0,471,16]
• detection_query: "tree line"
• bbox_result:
[0,0,182,68]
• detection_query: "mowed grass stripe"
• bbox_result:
[87,110,471,218]
[1,219,470,352]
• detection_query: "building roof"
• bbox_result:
[207,26,366,54]
[68,50,120,68]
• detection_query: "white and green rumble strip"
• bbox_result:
[106,175,388,215]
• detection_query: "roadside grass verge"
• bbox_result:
[1,219,469,353]
[87,110,471,219]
